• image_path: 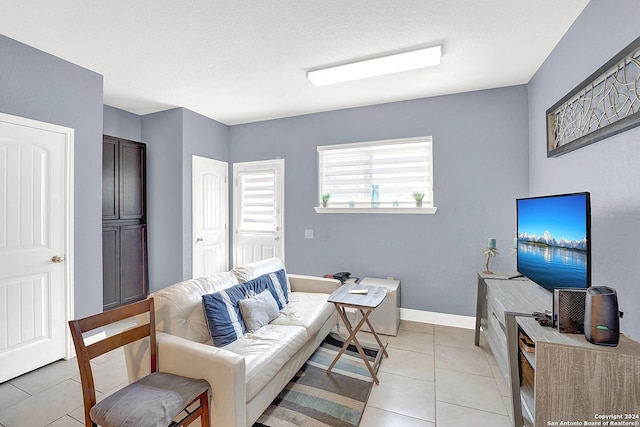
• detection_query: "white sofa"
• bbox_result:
[124,258,340,427]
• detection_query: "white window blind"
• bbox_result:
[237,169,276,231]
[317,136,433,210]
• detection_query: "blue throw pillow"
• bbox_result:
[202,284,251,347]
[241,269,288,309]
[202,269,289,346]
[267,269,289,308]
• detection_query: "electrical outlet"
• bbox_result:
[304,229,313,239]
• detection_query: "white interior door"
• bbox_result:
[0,113,73,382]
[233,159,284,267]
[192,156,229,278]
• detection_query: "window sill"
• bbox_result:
[314,207,437,214]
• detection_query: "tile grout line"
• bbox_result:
[5,381,33,397]
[436,400,513,421]
[432,330,510,424]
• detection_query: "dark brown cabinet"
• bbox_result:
[102,136,147,311]
[103,138,146,221]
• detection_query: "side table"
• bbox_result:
[326,283,389,384]
[357,277,400,336]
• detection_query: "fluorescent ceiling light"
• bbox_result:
[307,45,442,86]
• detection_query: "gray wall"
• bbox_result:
[527,0,640,341]
[181,109,229,278]
[103,105,142,142]
[0,34,104,319]
[230,86,529,316]
[141,109,184,292]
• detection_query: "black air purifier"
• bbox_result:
[584,286,619,346]
[553,288,586,334]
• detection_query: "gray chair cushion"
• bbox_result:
[90,372,209,427]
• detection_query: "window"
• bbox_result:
[316,136,436,214]
[236,168,277,232]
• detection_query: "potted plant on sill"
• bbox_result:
[321,193,331,208]
[411,192,425,207]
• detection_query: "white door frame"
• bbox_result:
[0,112,74,362]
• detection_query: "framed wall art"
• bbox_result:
[547,36,640,157]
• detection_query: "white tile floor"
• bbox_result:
[0,320,513,426]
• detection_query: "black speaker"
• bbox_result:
[553,288,586,334]
[584,286,619,346]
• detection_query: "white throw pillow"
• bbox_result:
[239,289,280,332]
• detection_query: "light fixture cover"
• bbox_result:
[307,45,442,86]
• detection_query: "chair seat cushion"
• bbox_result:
[90,372,208,427]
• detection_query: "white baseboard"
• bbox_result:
[400,308,475,330]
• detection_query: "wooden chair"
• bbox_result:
[68,298,210,427]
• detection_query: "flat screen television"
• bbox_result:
[516,192,591,293]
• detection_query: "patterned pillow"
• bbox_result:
[242,269,289,309]
[201,269,289,346]
[202,284,250,347]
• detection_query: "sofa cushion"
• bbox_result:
[269,292,336,339]
[151,272,240,343]
[239,289,280,333]
[231,257,291,293]
[223,324,307,401]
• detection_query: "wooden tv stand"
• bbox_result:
[475,272,640,427]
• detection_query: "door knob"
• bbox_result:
[196,237,203,242]
[51,255,64,263]
[275,237,280,241]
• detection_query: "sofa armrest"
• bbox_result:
[124,331,246,427]
[288,274,341,294]
[158,332,246,427]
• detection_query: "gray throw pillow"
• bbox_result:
[239,289,280,332]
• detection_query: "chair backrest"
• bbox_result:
[68,298,157,426]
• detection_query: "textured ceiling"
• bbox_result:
[0,1,589,125]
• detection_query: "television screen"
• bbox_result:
[516,192,591,293]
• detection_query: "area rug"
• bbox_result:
[253,333,380,427]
